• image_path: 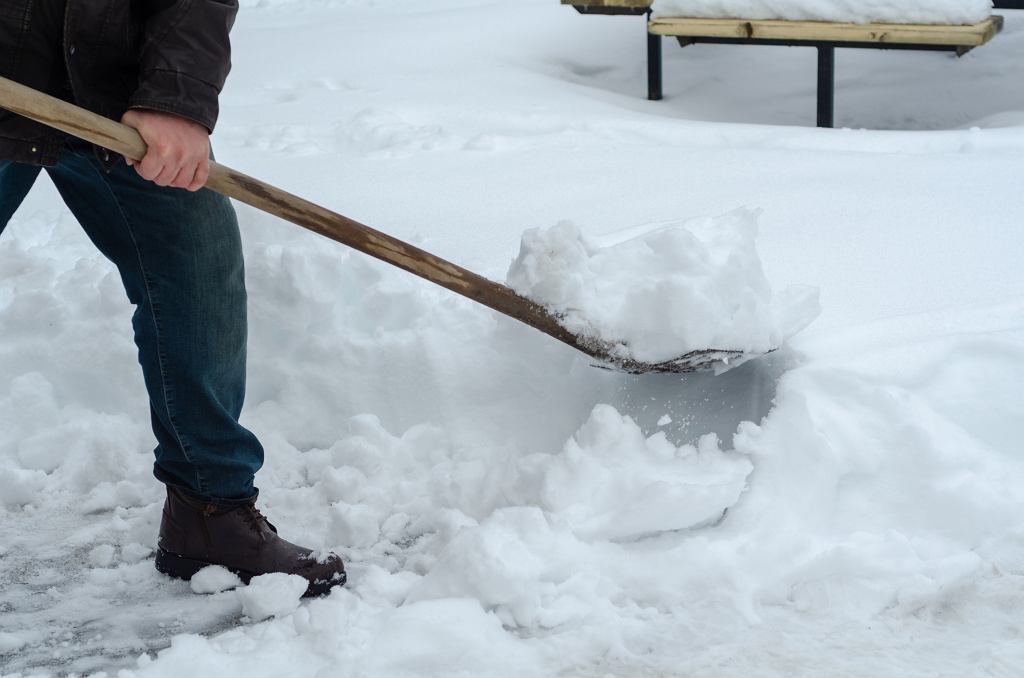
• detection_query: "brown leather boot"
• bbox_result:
[154,486,346,597]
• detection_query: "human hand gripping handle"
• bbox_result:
[121,109,210,191]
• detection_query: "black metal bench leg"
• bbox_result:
[816,46,835,128]
[648,30,663,101]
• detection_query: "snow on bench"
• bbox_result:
[650,0,993,25]
[561,0,1016,126]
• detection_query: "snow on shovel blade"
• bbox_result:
[502,216,804,375]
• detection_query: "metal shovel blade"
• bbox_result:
[597,348,752,374]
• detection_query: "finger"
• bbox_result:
[172,153,207,190]
[136,152,165,182]
[169,164,198,191]
[187,160,210,192]
[152,161,182,187]
[121,110,142,128]
[161,148,189,184]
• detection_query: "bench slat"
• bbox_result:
[648,16,1004,47]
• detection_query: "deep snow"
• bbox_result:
[2,0,1024,676]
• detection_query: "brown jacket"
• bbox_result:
[0,0,238,166]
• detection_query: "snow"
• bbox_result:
[236,574,308,621]
[3,0,1024,676]
[505,209,820,362]
[0,633,27,655]
[190,567,244,595]
[651,0,993,25]
[87,545,116,569]
[525,404,750,541]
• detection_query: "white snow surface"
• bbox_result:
[506,209,820,362]
[651,0,992,25]
[3,1,1024,676]
[236,574,308,621]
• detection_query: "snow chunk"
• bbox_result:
[88,544,116,568]
[506,210,819,363]
[651,0,991,25]
[538,404,752,541]
[236,573,307,620]
[120,542,153,564]
[412,507,606,629]
[190,565,244,594]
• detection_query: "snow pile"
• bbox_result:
[651,0,992,25]
[506,209,820,363]
[102,326,1024,677]
[236,573,308,621]
[0,213,153,513]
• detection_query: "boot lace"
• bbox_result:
[239,504,277,542]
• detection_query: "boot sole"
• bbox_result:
[155,547,344,597]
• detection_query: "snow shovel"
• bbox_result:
[0,76,746,373]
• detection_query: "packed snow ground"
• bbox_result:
[2,1,1024,676]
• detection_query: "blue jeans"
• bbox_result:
[1,140,264,502]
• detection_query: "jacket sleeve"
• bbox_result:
[128,0,239,132]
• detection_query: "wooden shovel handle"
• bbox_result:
[0,76,585,352]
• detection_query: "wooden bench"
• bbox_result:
[561,0,1020,126]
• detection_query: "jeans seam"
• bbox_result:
[84,154,207,496]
